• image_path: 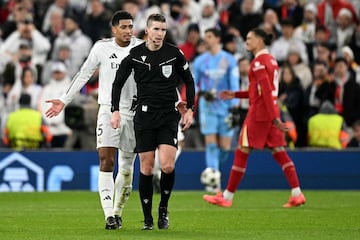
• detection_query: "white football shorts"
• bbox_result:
[96,105,136,152]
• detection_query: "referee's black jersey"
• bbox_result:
[111,42,195,112]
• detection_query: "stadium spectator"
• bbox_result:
[349,23,360,64]
[180,0,201,24]
[308,100,349,149]
[43,8,64,58]
[52,9,92,78]
[1,0,32,39]
[278,64,306,146]
[42,0,70,33]
[294,2,318,44]
[0,14,51,76]
[203,28,305,208]
[166,0,190,45]
[333,57,360,128]
[341,45,360,84]
[2,40,40,112]
[285,46,313,90]
[335,8,356,50]
[2,93,52,150]
[192,27,239,192]
[261,8,282,39]
[41,43,71,85]
[82,0,113,43]
[232,0,263,40]
[40,61,72,148]
[226,26,249,60]
[270,18,308,65]
[178,23,202,62]
[18,66,43,110]
[217,0,241,28]
[222,33,242,60]
[45,11,143,229]
[347,120,360,148]
[304,60,332,118]
[317,0,358,43]
[313,42,336,69]
[276,0,304,28]
[121,0,161,37]
[111,13,195,230]
[197,0,219,38]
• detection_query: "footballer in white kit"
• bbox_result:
[45,11,143,229]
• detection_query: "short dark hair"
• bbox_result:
[111,10,133,26]
[335,57,347,65]
[251,28,273,45]
[205,27,221,38]
[146,13,166,27]
[19,93,31,106]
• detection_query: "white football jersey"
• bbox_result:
[59,36,143,117]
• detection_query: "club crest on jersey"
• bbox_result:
[141,56,147,62]
[253,61,265,71]
[162,65,172,78]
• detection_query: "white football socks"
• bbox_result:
[223,189,234,201]
[114,169,133,216]
[98,171,114,220]
[291,187,301,197]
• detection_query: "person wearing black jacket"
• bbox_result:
[111,13,195,230]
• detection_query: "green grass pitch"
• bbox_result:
[0,190,359,240]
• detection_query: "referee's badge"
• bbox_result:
[162,65,172,78]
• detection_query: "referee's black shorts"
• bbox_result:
[134,107,180,153]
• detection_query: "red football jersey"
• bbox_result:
[247,50,280,122]
[237,50,285,148]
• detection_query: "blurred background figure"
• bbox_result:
[39,61,72,148]
[2,93,52,150]
[82,0,112,43]
[308,100,349,149]
[192,28,239,192]
[52,9,92,78]
[346,120,360,148]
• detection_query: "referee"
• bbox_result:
[111,13,195,230]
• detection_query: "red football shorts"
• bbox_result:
[238,118,286,149]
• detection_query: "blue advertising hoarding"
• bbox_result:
[0,150,359,192]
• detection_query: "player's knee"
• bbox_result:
[161,164,174,174]
[99,155,115,171]
[119,168,132,176]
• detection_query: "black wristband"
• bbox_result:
[111,106,119,113]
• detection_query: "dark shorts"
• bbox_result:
[134,108,180,153]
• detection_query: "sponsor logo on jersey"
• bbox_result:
[109,53,117,59]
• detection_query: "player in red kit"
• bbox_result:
[203,28,306,208]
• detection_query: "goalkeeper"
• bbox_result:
[192,27,239,192]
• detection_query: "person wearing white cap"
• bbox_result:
[341,46,360,84]
[39,61,72,148]
[335,7,356,49]
[294,3,318,43]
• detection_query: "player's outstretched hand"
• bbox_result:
[45,99,65,118]
[181,109,193,131]
[219,90,235,100]
[111,111,121,129]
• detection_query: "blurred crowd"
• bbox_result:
[0,0,360,150]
